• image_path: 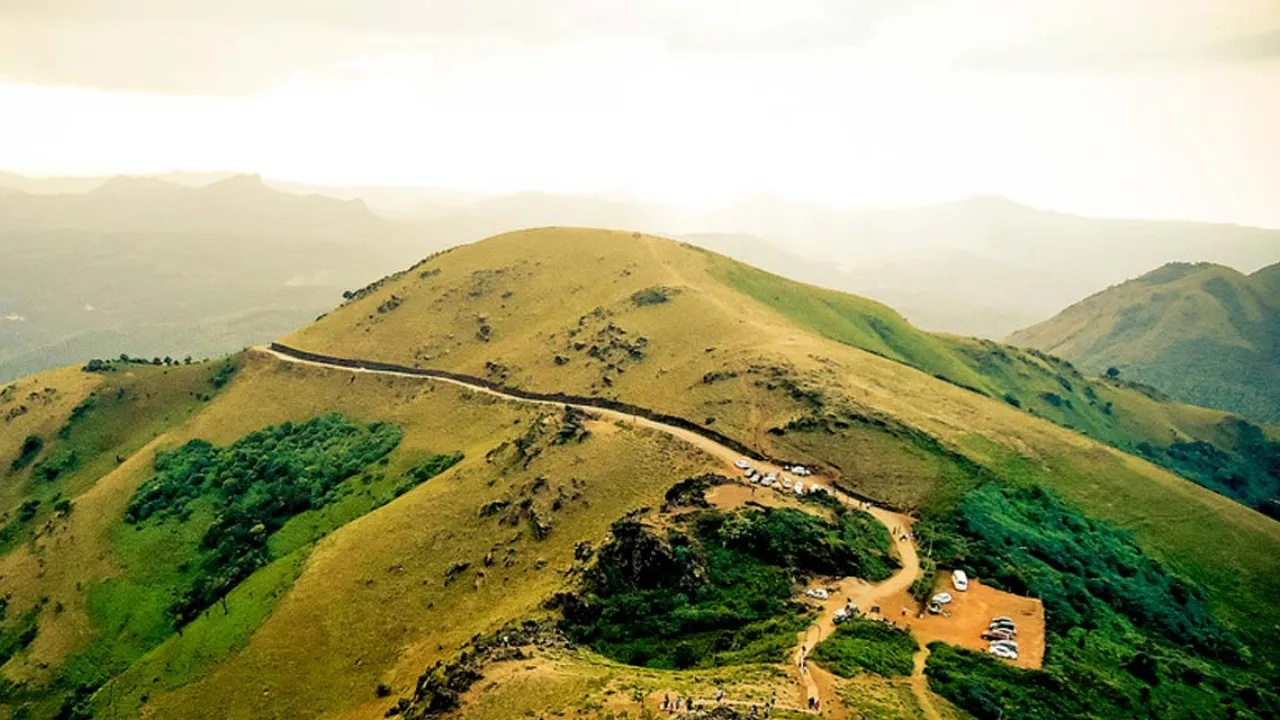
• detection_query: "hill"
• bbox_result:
[1,228,1278,720]
[1008,262,1280,424]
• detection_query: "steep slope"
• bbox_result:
[1,352,720,720]
[3,228,1278,720]
[285,228,1280,631]
[1008,262,1280,423]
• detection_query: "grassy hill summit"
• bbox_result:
[1008,261,1280,424]
[1,227,1278,720]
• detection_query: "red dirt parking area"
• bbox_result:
[876,577,1045,669]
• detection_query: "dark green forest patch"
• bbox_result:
[918,484,1277,720]
[557,503,896,670]
[125,414,403,624]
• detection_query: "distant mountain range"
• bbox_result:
[0,174,380,234]
[1009,261,1280,423]
[2,170,1278,383]
[0,174,438,382]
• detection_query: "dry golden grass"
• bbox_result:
[0,366,102,516]
[105,352,720,719]
[282,228,1280,645]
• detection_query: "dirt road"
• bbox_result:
[256,345,936,717]
[791,504,926,718]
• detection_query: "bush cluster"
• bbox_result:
[559,505,896,670]
[918,484,1277,719]
[125,414,402,623]
[811,618,918,677]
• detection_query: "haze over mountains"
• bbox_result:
[0,174,436,382]
[3,170,1278,386]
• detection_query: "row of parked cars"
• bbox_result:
[984,617,1019,660]
[734,459,823,495]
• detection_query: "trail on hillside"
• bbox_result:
[257,345,938,717]
[791,504,925,718]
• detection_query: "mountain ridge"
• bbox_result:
[1007,259,1280,424]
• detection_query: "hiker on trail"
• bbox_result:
[662,694,670,711]
[815,698,821,712]
[717,688,725,703]
[808,696,816,710]
[771,691,777,705]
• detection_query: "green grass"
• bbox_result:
[1008,261,1280,423]
[87,552,307,719]
[0,361,231,554]
[917,484,1277,720]
[811,618,918,678]
[712,260,988,393]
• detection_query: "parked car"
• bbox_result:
[782,477,793,489]
[952,569,969,591]
[735,459,751,469]
[833,607,852,624]
[990,640,1020,652]
[761,476,776,487]
[793,480,805,494]
[806,588,830,600]
[989,645,1019,660]
[991,616,1013,624]
[982,629,1015,641]
[931,592,953,605]
[989,622,1017,634]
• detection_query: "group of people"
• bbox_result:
[659,688,729,715]
[659,689,785,717]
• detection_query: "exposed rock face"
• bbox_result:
[589,519,705,594]
[390,620,567,719]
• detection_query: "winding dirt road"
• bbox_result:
[255,345,938,717]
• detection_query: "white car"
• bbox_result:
[782,477,793,489]
[793,481,805,494]
[734,459,751,470]
[805,588,830,600]
[952,569,969,592]
[990,639,1020,652]
[761,476,776,487]
[931,592,953,605]
[989,645,1019,661]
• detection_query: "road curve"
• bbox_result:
[255,345,930,716]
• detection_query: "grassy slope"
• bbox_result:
[283,228,1280,654]
[0,362,233,695]
[1007,261,1280,422]
[0,350,720,719]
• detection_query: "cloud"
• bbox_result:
[0,0,906,95]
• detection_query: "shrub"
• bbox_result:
[630,286,678,306]
[33,447,78,482]
[11,435,43,471]
[811,618,918,677]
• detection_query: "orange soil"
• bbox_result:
[876,578,1045,670]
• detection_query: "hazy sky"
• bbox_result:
[2,1,1279,225]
